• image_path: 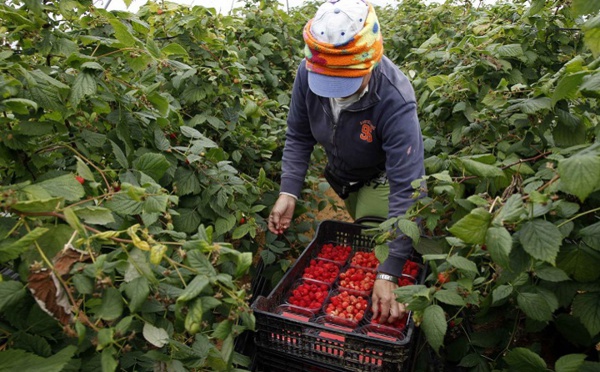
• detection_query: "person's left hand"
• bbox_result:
[371,279,406,324]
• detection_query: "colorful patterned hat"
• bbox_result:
[304,0,384,98]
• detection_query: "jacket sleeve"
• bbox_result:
[378,99,425,277]
[280,62,318,198]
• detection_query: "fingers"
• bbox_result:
[268,213,289,235]
[268,195,296,235]
[371,295,380,320]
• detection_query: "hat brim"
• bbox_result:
[308,72,364,98]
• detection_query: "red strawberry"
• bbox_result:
[75,176,85,184]
[325,291,368,324]
[437,272,450,284]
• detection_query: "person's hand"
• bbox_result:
[268,194,296,235]
[371,278,406,324]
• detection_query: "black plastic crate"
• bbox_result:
[251,220,425,372]
[253,348,348,372]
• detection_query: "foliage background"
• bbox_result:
[0,0,599,371]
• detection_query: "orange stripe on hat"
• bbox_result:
[303,3,383,78]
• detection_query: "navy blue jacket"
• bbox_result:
[280,56,425,277]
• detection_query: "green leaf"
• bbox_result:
[109,19,136,46]
[485,226,512,268]
[397,219,420,244]
[535,265,571,282]
[580,73,600,97]
[518,219,562,265]
[213,320,233,340]
[147,92,169,116]
[555,354,587,372]
[162,43,189,57]
[232,223,252,240]
[558,244,600,282]
[0,227,48,263]
[143,322,169,348]
[122,276,150,312]
[187,250,217,276]
[105,193,143,215]
[97,328,114,349]
[552,72,586,105]
[572,292,600,337]
[132,153,170,181]
[526,0,545,16]
[504,348,547,372]
[3,98,38,114]
[495,44,524,58]
[174,167,201,196]
[74,206,115,225]
[12,332,52,357]
[447,255,478,274]
[580,221,600,251]
[0,281,25,311]
[76,157,95,181]
[494,194,526,225]
[72,274,94,295]
[96,288,124,321]
[519,97,552,114]
[583,16,600,57]
[110,140,129,169]
[235,252,252,278]
[173,208,201,233]
[10,198,64,213]
[177,275,209,303]
[143,195,169,214]
[456,158,504,178]
[434,290,466,306]
[0,345,77,372]
[448,208,491,245]
[517,292,555,322]
[374,244,389,264]
[552,109,587,147]
[221,335,234,364]
[154,129,170,151]
[558,153,600,202]
[572,0,600,15]
[31,175,85,202]
[422,304,447,354]
[101,346,118,372]
[70,72,97,107]
[492,284,513,304]
[63,207,87,238]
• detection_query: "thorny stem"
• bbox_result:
[557,206,600,228]
[165,256,187,287]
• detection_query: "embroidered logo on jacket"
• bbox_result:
[359,120,375,143]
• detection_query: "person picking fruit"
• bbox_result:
[268,0,425,325]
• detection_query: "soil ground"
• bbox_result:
[313,188,352,222]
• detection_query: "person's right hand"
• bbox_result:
[268,194,296,235]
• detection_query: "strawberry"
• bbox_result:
[75,176,85,185]
[317,243,352,264]
[325,291,368,323]
[287,281,329,310]
[350,251,379,269]
[402,260,420,278]
[438,271,451,284]
[302,259,340,284]
[338,267,376,294]
[398,276,415,287]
